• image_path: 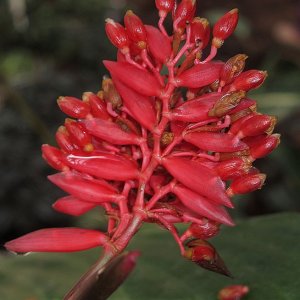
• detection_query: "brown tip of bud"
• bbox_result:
[212,37,224,48]
[230,8,239,14]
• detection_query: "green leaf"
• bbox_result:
[0,213,299,300]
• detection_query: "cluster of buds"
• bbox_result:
[5,0,279,289]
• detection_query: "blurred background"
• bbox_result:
[0,0,300,249]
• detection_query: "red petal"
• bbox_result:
[5,228,107,253]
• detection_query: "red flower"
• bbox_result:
[5,0,279,295]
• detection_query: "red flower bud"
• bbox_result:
[53,195,97,216]
[4,228,108,253]
[190,17,211,49]
[229,70,268,92]
[57,96,90,119]
[82,92,111,120]
[184,132,248,153]
[64,152,139,181]
[174,0,196,30]
[218,285,249,300]
[162,156,233,207]
[185,239,232,277]
[55,126,80,153]
[105,19,130,52]
[228,98,256,115]
[213,9,239,48]
[155,0,175,14]
[186,220,220,240]
[41,144,67,171]
[48,171,122,204]
[124,10,147,49]
[172,184,234,226]
[227,173,266,196]
[103,60,162,97]
[175,62,223,89]
[145,25,172,63]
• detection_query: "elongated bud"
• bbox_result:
[53,195,97,216]
[57,96,90,119]
[237,114,277,138]
[48,171,121,203]
[172,184,234,226]
[185,220,221,240]
[185,239,232,277]
[124,10,147,49]
[104,60,162,97]
[220,54,248,87]
[171,92,222,122]
[5,228,108,253]
[213,9,239,48]
[82,92,111,120]
[208,91,246,117]
[218,285,249,300]
[175,62,223,88]
[102,77,122,109]
[244,134,280,159]
[173,0,196,30]
[228,98,256,116]
[64,152,139,181]
[145,25,172,63]
[82,118,141,145]
[65,119,93,152]
[184,132,248,153]
[229,70,268,92]
[113,78,156,131]
[163,156,233,207]
[191,18,211,49]
[41,144,67,171]
[55,126,80,153]
[227,173,266,196]
[229,113,256,134]
[155,0,175,15]
[105,19,130,53]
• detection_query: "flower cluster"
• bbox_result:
[5,0,279,280]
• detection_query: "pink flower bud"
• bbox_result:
[244,134,280,159]
[162,156,233,207]
[190,17,211,49]
[174,0,196,30]
[155,0,175,14]
[113,78,156,131]
[213,9,239,48]
[64,152,139,181]
[186,220,221,239]
[53,195,97,216]
[65,119,93,151]
[185,239,232,277]
[4,228,108,253]
[171,92,222,122]
[82,92,111,120]
[145,25,172,63]
[227,173,266,196]
[184,132,248,153]
[124,10,147,49]
[172,184,234,225]
[41,144,67,171]
[218,285,249,300]
[57,96,90,119]
[82,118,141,145]
[175,62,223,89]
[229,70,268,92]
[105,19,130,52]
[103,60,162,97]
[48,171,121,203]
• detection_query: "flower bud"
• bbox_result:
[184,239,232,277]
[55,126,80,153]
[105,19,130,53]
[220,54,248,87]
[41,144,67,171]
[173,0,196,30]
[227,173,266,196]
[124,10,147,49]
[212,9,239,48]
[229,70,268,92]
[185,220,221,240]
[228,98,256,116]
[82,92,111,120]
[218,285,249,300]
[155,0,175,14]
[57,96,90,119]
[190,17,211,49]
